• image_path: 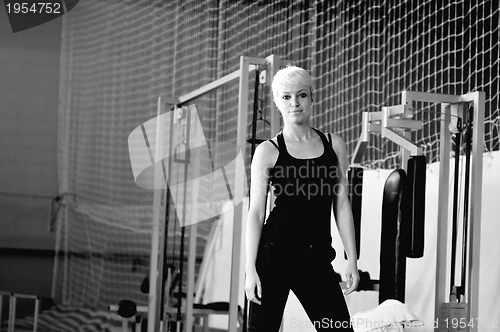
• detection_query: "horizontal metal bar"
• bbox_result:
[109,304,148,313]
[460,91,481,103]
[178,65,258,105]
[0,192,55,201]
[386,118,423,131]
[12,293,39,300]
[387,105,405,117]
[381,127,423,156]
[402,90,462,104]
[387,104,416,119]
[243,56,268,66]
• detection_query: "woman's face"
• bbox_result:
[274,82,313,125]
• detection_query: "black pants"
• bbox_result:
[248,248,353,331]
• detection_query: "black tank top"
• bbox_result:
[262,127,340,254]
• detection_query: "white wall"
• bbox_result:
[0,4,61,250]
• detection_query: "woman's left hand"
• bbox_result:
[343,261,360,295]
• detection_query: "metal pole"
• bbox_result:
[147,98,168,332]
[183,108,196,332]
[449,118,462,299]
[266,54,282,138]
[265,54,282,220]
[459,108,472,302]
[399,94,413,170]
[434,104,452,330]
[250,69,260,158]
[465,92,484,332]
[228,55,250,332]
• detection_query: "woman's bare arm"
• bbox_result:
[245,140,278,304]
[330,133,360,295]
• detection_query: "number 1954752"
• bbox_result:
[6,2,61,14]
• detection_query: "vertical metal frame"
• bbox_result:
[2,293,41,332]
[349,90,484,332]
[230,55,285,331]
[228,55,268,332]
[434,103,452,328]
[264,54,283,220]
[401,91,484,332]
[147,96,176,332]
[266,54,282,137]
[462,92,484,332]
[146,55,284,332]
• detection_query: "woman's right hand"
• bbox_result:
[245,268,262,305]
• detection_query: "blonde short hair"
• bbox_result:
[271,65,314,102]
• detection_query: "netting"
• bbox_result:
[55,0,499,309]
[313,0,499,167]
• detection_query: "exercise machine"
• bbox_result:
[351,91,485,332]
[128,55,286,332]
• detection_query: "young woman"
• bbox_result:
[244,65,359,331]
